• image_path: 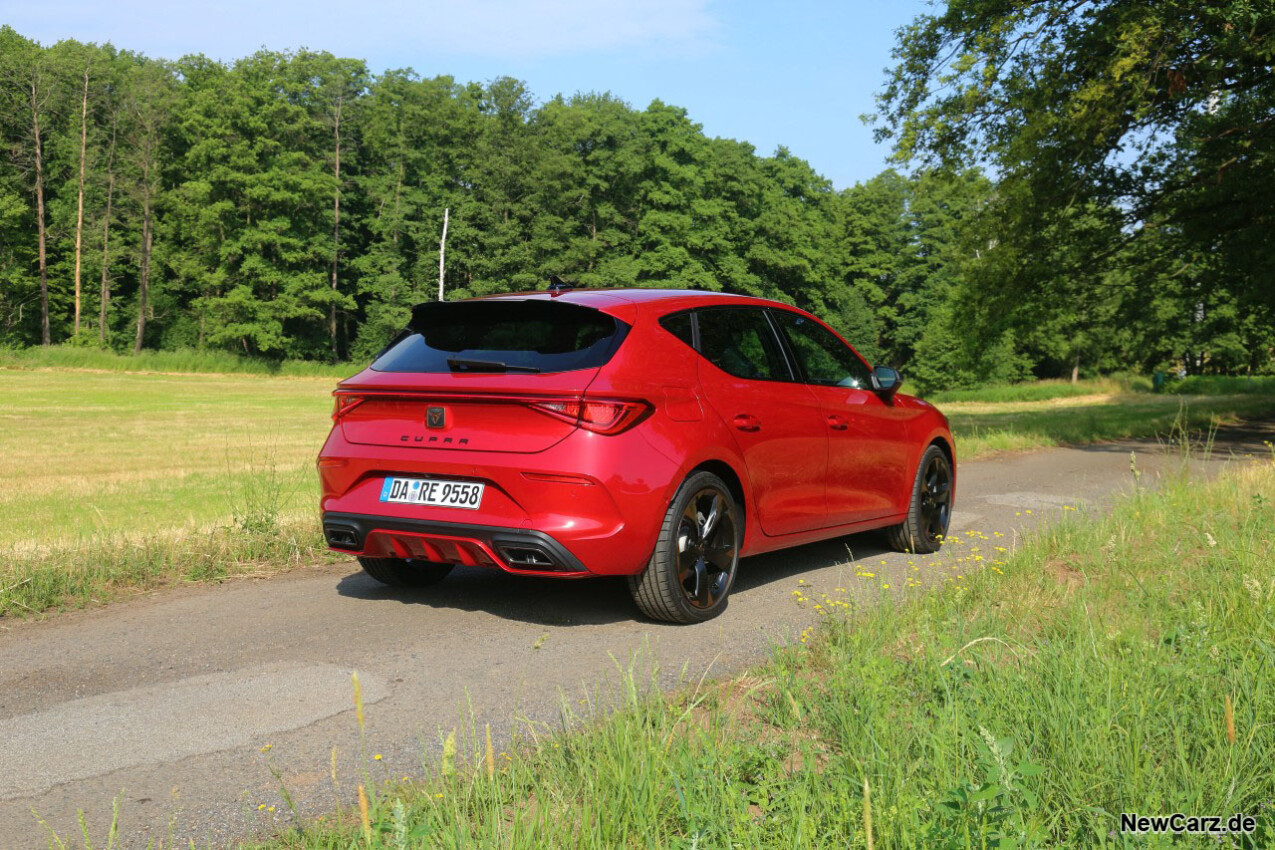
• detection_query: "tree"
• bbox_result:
[284,51,368,360]
[0,27,58,344]
[876,0,1275,321]
[122,59,174,352]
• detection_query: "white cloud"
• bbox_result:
[6,0,721,62]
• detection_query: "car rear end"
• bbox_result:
[317,293,687,579]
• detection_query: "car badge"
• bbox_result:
[426,406,445,429]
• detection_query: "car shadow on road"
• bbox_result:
[334,530,890,627]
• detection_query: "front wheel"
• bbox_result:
[886,445,953,554]
[357,556,453,588]
[628,472,741,624]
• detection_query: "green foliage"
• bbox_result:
[1,21,1269,383]
[876,0,1275,376]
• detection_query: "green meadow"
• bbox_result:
[2,361,1273,616]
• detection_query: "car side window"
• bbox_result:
[695,308,790,381]
[771,309,873,389]
[659,311,695,348]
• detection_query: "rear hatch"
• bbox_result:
[336,298,630,454]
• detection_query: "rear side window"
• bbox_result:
[696,308,790,381]
[373,300,627,374]
[659,311,695,348]
[770,309,873,389]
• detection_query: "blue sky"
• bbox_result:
[7,0,932,189]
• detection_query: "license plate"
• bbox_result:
[379,477,484,510]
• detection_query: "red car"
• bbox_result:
[318,288,954,623]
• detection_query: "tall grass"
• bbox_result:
[1166,375,1275,396]
[924,376,1150,404]
[243,457,1275,848]
[0,344,361,378]
[953,395,1275,459]
[0,518,337,617]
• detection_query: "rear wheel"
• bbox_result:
[886,445,952,554]
[357,556,453,588]
[628,472,741,624]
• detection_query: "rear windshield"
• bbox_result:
[372,300,628,374]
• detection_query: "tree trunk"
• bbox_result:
[134,177,153,353]
[392,162,403,245]
[1070,352,1080,384]
[329,97,342,362]
[438,207,449,302]
[32,80,49,346]
[588,211,597,271]
[74,68,89,336]
[99,123,117,344]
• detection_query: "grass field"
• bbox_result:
[0,370,339,548]
[204,454,1270,847]
[922,375,1149,404]
[948,392,1275,457]
[3,363,1274,617]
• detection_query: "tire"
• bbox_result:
[357,556,453,588]
[628,471,741,624]
[886,445,953,554]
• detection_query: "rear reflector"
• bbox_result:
[528,398,651,435]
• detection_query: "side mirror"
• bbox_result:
[872,365,902,398]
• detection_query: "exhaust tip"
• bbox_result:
[497,544,568,572]
[324,524,361,550]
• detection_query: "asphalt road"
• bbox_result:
[2,425,1271,847]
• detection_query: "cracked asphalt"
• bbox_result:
[2,422,1271,847]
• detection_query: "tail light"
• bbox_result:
[529,398,651,435]
[332,393,365,422]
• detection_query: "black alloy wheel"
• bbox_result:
[886,445,953,554]
[675,488,738,610]
[629,472,741,623]
[917,451,953,546]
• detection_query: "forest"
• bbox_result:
[1,2,1271,389]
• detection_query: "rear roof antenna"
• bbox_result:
[547,274,576,292]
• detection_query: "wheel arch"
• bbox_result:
[928,435,954,467]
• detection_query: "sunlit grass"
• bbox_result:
[0,370,336,548]
[3,366,1273,617]
[924,375,1147,404]
[952,393,1275,459]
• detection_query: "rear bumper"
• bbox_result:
[322,511,589,576]
[317,424,681,577]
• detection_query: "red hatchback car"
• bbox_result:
[318,288,954,623]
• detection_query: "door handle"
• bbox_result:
[733,414,761,432]
[827,414,848,431]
